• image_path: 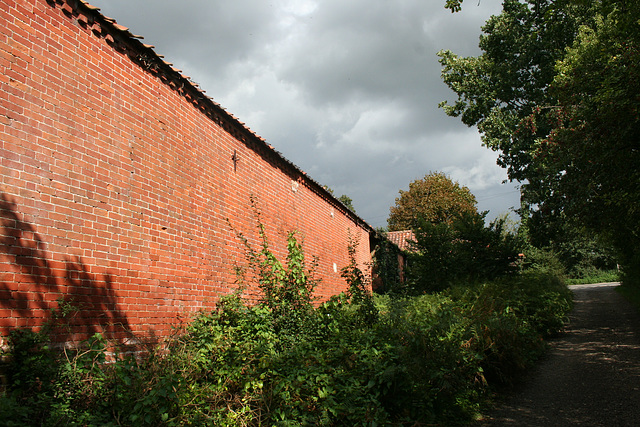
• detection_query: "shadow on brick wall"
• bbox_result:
[0,192,143,348]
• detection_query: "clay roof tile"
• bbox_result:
[386,230,416,251]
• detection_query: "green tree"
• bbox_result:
[387,172,477,231]
[337,194,356,213]
[531,5,640,281]
[408,212,522,293]
[444,0,463,12]
[323,186,356,213]
[438,0,592,185]
[438,0,634,281]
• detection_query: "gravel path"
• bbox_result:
[480,283,640,426]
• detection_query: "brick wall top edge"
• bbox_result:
[50,0,374,233]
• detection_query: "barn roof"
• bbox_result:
[386,230,416,251]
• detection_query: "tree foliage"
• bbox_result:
[337,194,356,213]
[439,0,592,184]
[533,5,640,271]
[439,0,637,282]
[407,212,523,293]
[387,172,477,231]
[444,0,466,13]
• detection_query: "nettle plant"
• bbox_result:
[229,199,321,337]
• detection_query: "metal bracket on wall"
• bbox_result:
[231,150,239,172]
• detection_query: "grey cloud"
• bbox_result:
[277,1,434,105]
[94,0,280,76]
[90,0,516,227]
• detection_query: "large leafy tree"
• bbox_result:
[439,0,638,279]
[534,4,640,278]
[387,172,477,231]
[438,0,593,185]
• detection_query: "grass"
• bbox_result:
[565,269,620,285]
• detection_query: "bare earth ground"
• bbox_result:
[479,283,640,426]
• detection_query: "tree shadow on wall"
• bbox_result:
[0,192,145,349]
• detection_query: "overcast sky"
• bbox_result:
[89,0,519,228]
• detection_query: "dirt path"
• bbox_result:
[480,283,640,426]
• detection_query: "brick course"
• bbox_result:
[0,0,374,344]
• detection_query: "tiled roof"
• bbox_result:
[386,230,416,251]
[60,0,373,233]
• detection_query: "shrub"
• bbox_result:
[407,212,523,292]
[0,217,573,426]
[448,273,571,386]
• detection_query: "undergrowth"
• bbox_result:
[0,220,573,426]
[565,269,620,285]
[616,282,640,313]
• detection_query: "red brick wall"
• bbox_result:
[0,0,373,344]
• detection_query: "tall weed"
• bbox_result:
[1,218,573,425]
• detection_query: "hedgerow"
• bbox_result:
[0,224,572,426]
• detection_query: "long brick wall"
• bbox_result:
[0,0,374,344]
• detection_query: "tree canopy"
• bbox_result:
[535,5,640,259]
[439,0,592,184]
[439,0,639,283]
[322,186,357,213]
[387,172,477,231]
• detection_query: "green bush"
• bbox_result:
[565,269,619,285]
[1,220,573,426]
[407,212,523,293]
[448,273,572,386]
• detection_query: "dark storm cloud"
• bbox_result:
[95,1,283,80]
